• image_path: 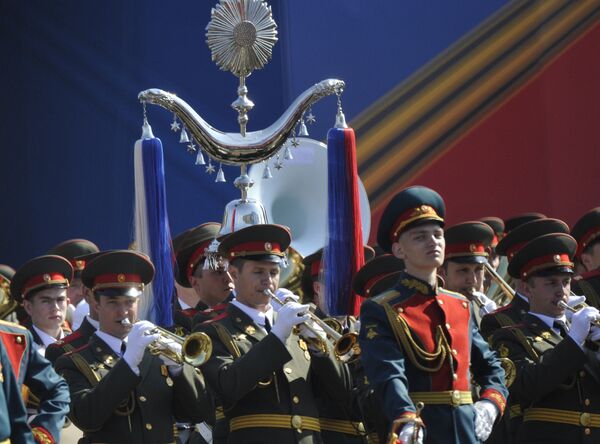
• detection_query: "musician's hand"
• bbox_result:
[123,320,159,373]
[569,306,600,346]
[473,292,497,317]
[474,400,497,441]
[589,325,600,342]
[158,339,183,371]
[398,421,424,444]
[271,302,310,344]
[565,294,587,321]
[272,288,300,312]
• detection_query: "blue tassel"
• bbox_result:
[140,137,174,327]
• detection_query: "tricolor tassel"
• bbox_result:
[133,119,174,327]
[322,114,366,316]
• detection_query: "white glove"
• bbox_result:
[473,292,497,317]
[158,338,183,369]
[568,306,600,346]
[565,294,587,321]
[271,302,310,343]
[474,400,497,441]
[398,421,424,444]
[272,288,300,312]
[589,325,600,342]
[123,320,159,373]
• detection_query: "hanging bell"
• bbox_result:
[284,146,294,160]
[195,150,206,165]
[215,164,226,183]
[298,119,309,137]
[179,128,190,143]
[262,162,273,179]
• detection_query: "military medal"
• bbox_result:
[245,325,256,335]
[166,377,174,387]
[304,350,311,361]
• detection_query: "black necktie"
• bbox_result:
[554,320,569,338]
[264,318,272,333]
[120,342,127,355]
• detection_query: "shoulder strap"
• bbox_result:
[372,289,401,305]
[66,352,101,387]
[504,327,539,361]
[496,312,516,328]
[210,323,241,359]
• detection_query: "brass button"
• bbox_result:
[437,299,444,305]
[145,423,153,430]
[580,413,591,427]
[16,336,22,344]
[397,307,404,313]
[451,390,461,406]
[580,370,586,377]
[452,349,458,356]
[453,373,458,381]
[139,396,147,402]
[291,415,302,429]
[462,302,468,308]
[585,399,591,406]
[284,367,293,374]
[445,323,451,330]
[585,428,591,435]
[292,396,300,404]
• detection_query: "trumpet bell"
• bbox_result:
[182,332,213,367]
[334,332,361,364]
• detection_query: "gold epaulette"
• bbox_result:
[439,288,469,301]
[0,319,27,330]
[210,323,241,359]
[66,352,101,387]
[371,289,401,306]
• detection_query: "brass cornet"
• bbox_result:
[121,319,212,366]
[264,289,361,363]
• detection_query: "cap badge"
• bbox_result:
[469,244,477,252]
[43,274,51,283]
[75,260,85,270]
[553,255,562,263]
[264,242,272,252]
[117,274,126,283]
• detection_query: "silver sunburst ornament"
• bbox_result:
[206,0,278,136]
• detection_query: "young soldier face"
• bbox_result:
[93,295,138,339]
[230,260,280,311]
[67,277,86,307]
[441,262,485,295]
[392,223,445,270]
[524,274,571,317]
[23,287,67,333]
[581,242,600,272]
[189,266,234,307]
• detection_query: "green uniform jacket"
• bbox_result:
[572,270,600,310]
[45,317,97,365]
[491,313,600,444]
[195,303,353,444]
[55,334,211,444]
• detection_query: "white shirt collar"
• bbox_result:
[516,292,528,303]
[32,325,64,348]
[529,312,567,330]
[230,299,274,330]
[86,316,99,330]
[178,297,193,311]
[95,330,127,356]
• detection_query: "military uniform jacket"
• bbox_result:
[0,320,70,444]
[572,269,600,310]
[480,293,530,341]
[491,313,600,443]
[45,317,97,365]
[0,343,35,444]
[358,272,507,444]
[55,333,211,444]
[195,303,353,444]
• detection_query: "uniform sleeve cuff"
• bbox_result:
[480,388,506,416]
[31,426,55,444]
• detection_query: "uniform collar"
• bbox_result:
[396,270,438,296]
[95,330,127,356]
[85,316,99,330]
[529,312,567,331]
[230,298,274,331]
[178,297,193,310]
[32,324,64,348]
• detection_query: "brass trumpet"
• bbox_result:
[121,319,212,366]
[484,262,515,301]
[264,289,361,363]
[558,301,600,327]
